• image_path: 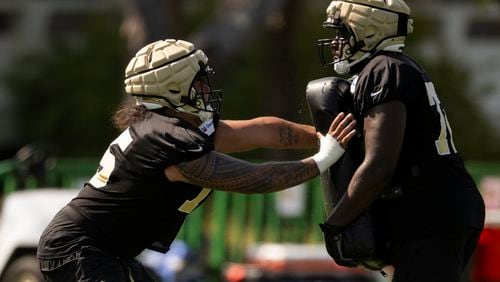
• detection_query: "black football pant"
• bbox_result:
[40,245,154,282]
[390,227,482,282]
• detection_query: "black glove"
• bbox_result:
[319,223,358,268]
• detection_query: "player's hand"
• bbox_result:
[311,112,355,173]
[319,223,358,268]
[324,112,356,148]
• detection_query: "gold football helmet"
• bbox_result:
[124,39,222,120]
[319,0,414,75]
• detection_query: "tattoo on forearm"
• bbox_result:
[279,127,300,147]
[175,151,319,193]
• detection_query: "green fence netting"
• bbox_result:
[1,158,499,270]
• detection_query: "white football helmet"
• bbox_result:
[124,39,222,120]
[318,0,414,75]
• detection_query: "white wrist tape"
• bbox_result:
[311,134,345,173]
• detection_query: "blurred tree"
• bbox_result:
[265,0,300,119]
[120,0,500,162]
[2,0,498,162]
[192,0,288,66]
[121,0,313,161]
[121,0,184,55]
[3,12,126,157]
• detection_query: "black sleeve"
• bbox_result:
[128,114,217,172]
[354,55,418,115]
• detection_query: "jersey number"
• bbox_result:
[89,128,211,214]
[178,188,211,214]
[89,129,134,188]
[425,82,457,155]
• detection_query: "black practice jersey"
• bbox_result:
[350,52,484,236]
[38,111,218,260]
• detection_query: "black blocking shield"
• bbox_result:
[305,77,387,269]
[305,77,361,213]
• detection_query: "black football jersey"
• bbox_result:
[39,111,218,259]
[350,52,484,234]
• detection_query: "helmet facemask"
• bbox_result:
[180,63,223,118]
[318,16,367,75]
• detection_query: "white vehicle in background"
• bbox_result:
[0,188,78,282]
[0,188,200,282]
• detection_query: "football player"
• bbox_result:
[314,1,485,281]
[37,39,356,281]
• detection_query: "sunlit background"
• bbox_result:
[0,0,499,282]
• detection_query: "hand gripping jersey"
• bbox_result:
[38,111,218,260]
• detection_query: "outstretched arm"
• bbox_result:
[166,113,356,193]
[214,117,317,154]
[168,151,319,193]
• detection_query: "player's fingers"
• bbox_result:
[328,112,346,134]
[329,113,353,138]
[339,129,356,148]
[337,119,357,141]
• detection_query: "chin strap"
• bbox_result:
[334,52,371,75]
[197,110,214,122]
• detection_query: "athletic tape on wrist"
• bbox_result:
[311,134,345,173]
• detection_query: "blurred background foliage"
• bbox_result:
[4,12,125,157]
[1,0,499,161]
[403,10,500,161]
